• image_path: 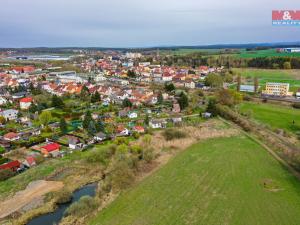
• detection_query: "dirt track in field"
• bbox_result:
[0,180,63,219]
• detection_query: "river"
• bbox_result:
[27,183,97,225]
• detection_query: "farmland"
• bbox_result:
[90,136,300,225]
[239,102,300,133]
[237,49,300,58]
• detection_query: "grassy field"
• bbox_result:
[90,136,300,225]
[233,68,300,92]
[238,49,300,58]
[239,102,300,133]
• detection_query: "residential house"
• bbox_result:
[0,160,21,172]
[171,117,182,124]
[172,102,181,113]
[12,92,27,99]
[149,119,167,129]
[119,109,128,118]
[19,97,33,110]
[68,136,83,150]
[1,109,19,120]
[94,132,107,142]
[184,80,195,89]
[0,97,7,106]
[128,111,138,119]
[116,126,129,136]
[23,156,36,168]
[132,126,145,133]
[40,143,60,157]
[3,132,19,141]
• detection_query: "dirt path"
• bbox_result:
[0,180,64,219]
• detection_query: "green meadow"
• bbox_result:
[239,102,300,133]
[90,136,300,225]
[238,49,300,58]
[233,68,300,92]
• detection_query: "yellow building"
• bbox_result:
[262,82,293,96]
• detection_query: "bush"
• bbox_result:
[55,189,72,204]
[162,129,187,141]
[65,196,97,217]
[86,148,112,165]
[243,95,252,101]
[0,169,15,181]
[130,144,142,154]
[292,103,300,109]
[132,132,140,139]
[143,147,155,163]
[114,137,129,145]
[0,157,9,165]
[110,161,135,190]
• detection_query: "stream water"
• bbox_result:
[27,183,97,225]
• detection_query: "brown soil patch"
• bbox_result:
[0,180,64,219]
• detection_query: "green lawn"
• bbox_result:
[233,68,300,92]
[238,49,300,58]
[239,102,300,133]
[90,136,300,225]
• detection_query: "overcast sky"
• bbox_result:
[0,0,300,47]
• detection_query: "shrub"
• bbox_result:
[130,144,142,154]
[65,196,97,217]
[0,157,9,165]
[292,103,300,109]
[243,95,252,101]
[132,132,140,139]
[55,189,72,204]
[143,147,155,163]
[110,161,135,190]
[162,129,187,141]
[86,148,112,165]
[114,137,129,145]
[0,169,15,181]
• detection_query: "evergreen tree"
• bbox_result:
[29,104,38,113]
[80,86,90,99]
[52,95,64,109]
[96,120,105,132]
[127,70,136,78]
[144,114,150,126]
[122,98,132,108]
[158,92,163,104]
[88,121,97,135]
[83,111,93,129]
[206,98,218,117]
[164,82,175,92]
[60,117,68,134]
[178,93,189,110]
[91,91,101,103]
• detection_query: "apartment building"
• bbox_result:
[262,82,293,96]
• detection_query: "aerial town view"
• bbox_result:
[1,1,300,225]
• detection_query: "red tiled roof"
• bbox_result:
[41,143,60,152]
[26,156,36,166]
[0,160,20,170]
[20,97,33,103]
[133,126,145,132]
[3,132,18,140]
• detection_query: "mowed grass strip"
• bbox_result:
[239,102,300,133]
[90,136,300,225]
